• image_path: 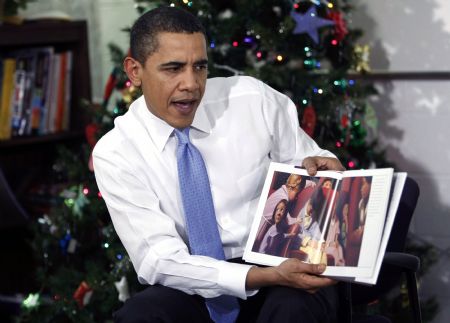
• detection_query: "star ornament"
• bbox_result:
[291,6,335,44]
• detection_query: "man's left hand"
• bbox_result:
[302,157,345,176]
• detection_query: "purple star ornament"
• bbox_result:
[291,6,335,44]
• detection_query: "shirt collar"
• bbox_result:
[191,102,211,134]
[134,96,211,152]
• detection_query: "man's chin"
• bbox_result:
[168,116,195,129]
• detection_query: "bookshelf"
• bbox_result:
[0,20,91,206]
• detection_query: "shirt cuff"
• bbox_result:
[217,261,258,299]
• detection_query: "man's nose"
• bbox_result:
[179,69,199,91]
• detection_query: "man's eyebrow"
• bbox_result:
[158,59,208,68]
[159,61,186,68]
[194,59,208,65]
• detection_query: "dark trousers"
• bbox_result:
[113,284,338,323]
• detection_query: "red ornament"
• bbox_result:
[85,123,99,148]
[301,105,317,137]
[327,11,348,42]
[340,115,349,128]
[73,281,93,308]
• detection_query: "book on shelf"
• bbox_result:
[30,47,54,135]
[0,59,16,140]
[243,162,406,285]
[0,47,72,140]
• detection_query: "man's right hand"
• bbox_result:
[246,258,336,294]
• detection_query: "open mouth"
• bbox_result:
[172,99,197,114]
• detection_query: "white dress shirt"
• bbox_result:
[93,76,334,300]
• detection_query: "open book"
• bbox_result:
[243,162,406,284]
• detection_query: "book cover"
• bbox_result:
[243,162,403,283]
[62,51,73,131]
[28,47,54,135]
[9,51,39,137]
[47,53,61,133]
[54,51,68,132]
[0,59,16,140]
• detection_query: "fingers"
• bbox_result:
[291,267,336,292]
[302,157,345,175]
[302,157,318,176]
[276,259,336,291]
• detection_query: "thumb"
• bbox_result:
[302,157,318,176]
[312,263,327,274]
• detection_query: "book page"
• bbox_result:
[243,162,343,267]
[355,172,407,284]
[322,168,394,278]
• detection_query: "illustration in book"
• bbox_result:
[244,162,404,282]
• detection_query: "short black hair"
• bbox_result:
[130,6,206,65]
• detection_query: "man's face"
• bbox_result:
[137,32,208,129]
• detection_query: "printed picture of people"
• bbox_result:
[251,171,339,265]
[341,176,372,266]
[250,170,374,268]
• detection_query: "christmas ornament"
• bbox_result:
[22,293,40,309]
[336,99,356,147]
[291,6,335,44]
[85,123,99,148]
[364,103,378,139]
[301,105,317,137]
[218,9,233,20]
[59,232,72,255]
[67,238,78,254]
[73,281,93,308]
[121,83,139,105]
[61,185,90,216]
[114,276,130,302]
[327,10,348,42]
[353,44,371,72]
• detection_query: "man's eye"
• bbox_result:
[195,65,208,71]
[166,66,181,72]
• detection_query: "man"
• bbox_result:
[93,6,344,323]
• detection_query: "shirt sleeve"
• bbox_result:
[93,144,255,300]
[258,79,336,164]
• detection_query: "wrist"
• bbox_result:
[246,265,280,290]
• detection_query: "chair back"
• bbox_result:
[351,176,420,306]
[0,167,29,229]
[386,176,420,253]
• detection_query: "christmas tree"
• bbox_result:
[19,0,438,322]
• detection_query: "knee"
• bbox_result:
[113,287,162,323]
[258,286,334,323]
[265,286,312,313]
[113,285,210,323]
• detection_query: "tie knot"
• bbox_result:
[174,128,191,145]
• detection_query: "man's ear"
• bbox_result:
[123,57,142,87]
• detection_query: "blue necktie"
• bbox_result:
[175,128,240,323]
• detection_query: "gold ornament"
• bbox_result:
[122,85,139,105]
[354,44,371,73]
